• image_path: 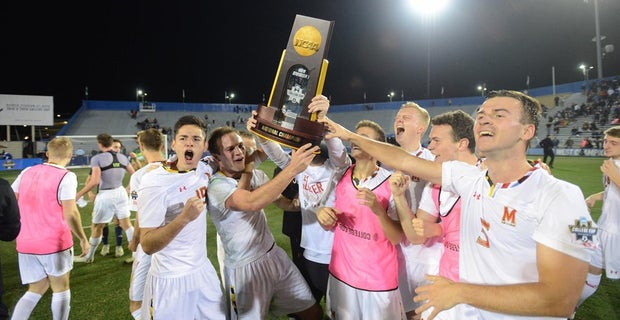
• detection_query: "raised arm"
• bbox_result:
[321,117,442,185]
[225,143,318,212]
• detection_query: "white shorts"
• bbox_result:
[142,262,225,320]
[92,186,131,223]
[397,245,441,312]
[325,274,406,320]
[594,229,620,279]
[18,248,73,284]
[129,244,151,301]
[224,245,316,319]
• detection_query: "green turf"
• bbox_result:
[1,157,618,319]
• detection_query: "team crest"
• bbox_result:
[569,217,598,246]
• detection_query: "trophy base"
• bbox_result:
[250,104,325,151]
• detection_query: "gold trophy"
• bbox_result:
[251,14,334,150]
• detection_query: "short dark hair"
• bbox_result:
[173,115,207,138]
[97,133,113,148]
[486,90,541,134]
[431,110,476,154]
[208,126,238,156]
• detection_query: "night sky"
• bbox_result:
[1,0,619,114]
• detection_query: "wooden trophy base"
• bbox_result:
[252,104,325,151]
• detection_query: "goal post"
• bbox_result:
[56,134,168,168]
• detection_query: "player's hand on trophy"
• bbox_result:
[320,117,353,141]
[307,95,330,119]
[288,143,319,174]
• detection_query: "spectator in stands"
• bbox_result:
[564,137,575,148]
[581,137,593,149]
[0,150,13,160]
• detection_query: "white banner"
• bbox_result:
[0,94,54,126]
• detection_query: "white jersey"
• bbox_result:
[260,138,350,264]
[443,160,596,320]
[138,161,214,277]
[129,161,163,212]
[207,171,274,267]
[594,158,620,279]
[393,147,444,313]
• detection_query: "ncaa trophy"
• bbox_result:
[250,14,334,150]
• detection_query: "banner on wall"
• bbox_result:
[0,94,54,126]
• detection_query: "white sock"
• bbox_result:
[125,226,134,243]
[131,308,141,320]
[51,290,71,320]
[577,272,602,308]
[87,237,102,259]
[11,291,42,320]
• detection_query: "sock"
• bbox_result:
[87,237,102,259]
[102,225,109,246]
[577,272,602,308]
[131,309,141,320]
[125,226,134,243]
[115,225,123,246]
[51,290,70,320]
[11,291,42,320]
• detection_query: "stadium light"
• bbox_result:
[136,89,142,102]
[407,0,450,99]
[477,83,487,97]
[387,91,395,102]
[578,64,593,81]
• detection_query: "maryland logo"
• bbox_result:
[569,217,598,243]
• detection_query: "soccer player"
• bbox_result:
[581,126,620,316]
[75,133,135,263]
[391,110,481,320]
[316,120,406,319]
[137,115,225,319]
[126,129,166,320]
[207,126,322,319]
[250,95,351,306]
[100,138,126,258]
[10,137,90,320]
[320,90,597,319]
[389,102,442,320]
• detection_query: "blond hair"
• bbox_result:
[47,137,73,159]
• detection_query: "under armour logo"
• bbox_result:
[179,186,187,192]
[473,192,481,200]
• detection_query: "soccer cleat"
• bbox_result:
[100,244,110,256]
[74,255,94,263]
[124,256,134,264]
[115,246,124,257]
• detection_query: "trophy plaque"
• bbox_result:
[251,14,334,150]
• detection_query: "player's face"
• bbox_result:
[427,124,458,164]
[603,135,620,159]
[171,124,206,171]
[474,97,533,157]
[350,126,380,162]
[112,142,122,153]
[394,107,424,147]
[217,132,246,176]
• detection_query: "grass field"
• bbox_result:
[1,157,619,319]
